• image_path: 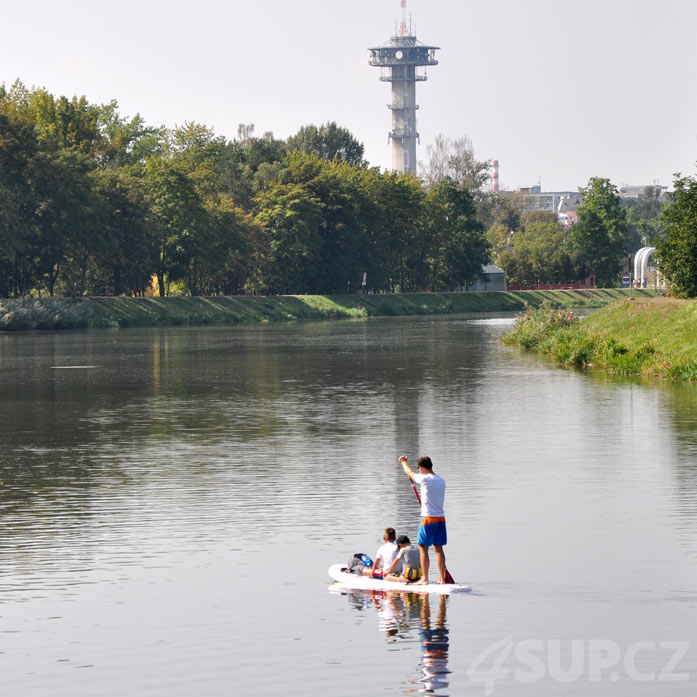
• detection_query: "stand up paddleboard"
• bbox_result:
[328,564,471,595]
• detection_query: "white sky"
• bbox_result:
[2,0,696,191]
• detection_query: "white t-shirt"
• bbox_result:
[375,541,399,570]
[413,472,446,517]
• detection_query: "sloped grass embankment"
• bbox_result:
[503,297,697,380]
[0,288,656,331]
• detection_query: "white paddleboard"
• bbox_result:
[328,563,471,595]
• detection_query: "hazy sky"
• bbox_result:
[2,0,696,191]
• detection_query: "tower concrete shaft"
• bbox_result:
[369,28,439,174]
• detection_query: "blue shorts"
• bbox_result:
[417,517,447,547]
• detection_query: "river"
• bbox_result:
[1,315,695,696]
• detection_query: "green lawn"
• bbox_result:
[504,297,697,380]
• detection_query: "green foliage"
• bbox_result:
[496,217,588,285]
[96,101,167,167]
[215,126,287,207]
[358,169,427,292]
[254,181,324,293]
[623,186,666,253]
[3,82,669,302]
[505,297,697,380]
[287,122,365,167]
[142,156,208,296]
[668,360,697,380]
[656,172,697,298]
[568,178,628,287]
[425,178,489,290]
[86,169,156,296]
[477,191,523,232]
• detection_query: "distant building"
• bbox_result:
[618,185,669,202]
[457,265,506,292]
[516,185,582,221]
[558,210,579,227]
[514,184,669,225]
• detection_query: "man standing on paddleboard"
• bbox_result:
[399,455,447,585]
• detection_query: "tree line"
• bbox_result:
[0,83,491,298]
[1,81,694,298]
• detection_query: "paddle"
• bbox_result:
[410,479,455,584]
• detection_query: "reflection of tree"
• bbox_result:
[0,316,500,574]
[389,316,494,527]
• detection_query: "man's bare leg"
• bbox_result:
[415,544,430,584]
[434,546,446,584]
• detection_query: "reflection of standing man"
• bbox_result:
[399,455,447,585]
[420,595,450,692]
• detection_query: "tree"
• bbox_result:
[568,178,627,287]
[498,219,588,286]
[477,190,523,232]
[420,134,491,192]
[24,89,102,155]
[424,178,490,290]
[358,168,427,292]
[96,101,167,167]
[142,157,207,296]
[656,172,697,298]
[277,153,370,294]
[254,182,324,294]
[87,169,156,296]
[216,128,287,208]
[28,149,100,296]
[623,185,666,253]
[1,83,105,296]
[0,107,37,296]
[201,196,251,295]
[170,121,227,197]
[286,122,365,167]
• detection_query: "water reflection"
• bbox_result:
[658,381,697,555]
[2,317,697,697]
[336,588,451,696]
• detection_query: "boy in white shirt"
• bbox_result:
[362,527,399,579]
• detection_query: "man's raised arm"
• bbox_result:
[399,455,416,482]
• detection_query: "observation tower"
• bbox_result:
[368,0,439,175]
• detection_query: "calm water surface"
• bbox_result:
[1,315,696,696]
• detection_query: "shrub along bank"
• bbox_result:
[503,297,697,380]
[0,289,656,332]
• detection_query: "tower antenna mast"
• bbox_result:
[368,2,440,175]
[399,0,409,37]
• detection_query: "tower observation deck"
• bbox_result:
[368,2,439,175]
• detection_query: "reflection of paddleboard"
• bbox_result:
[328,564,472,595]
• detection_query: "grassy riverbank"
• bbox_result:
[0,289,657,331]
[503,297,697,380]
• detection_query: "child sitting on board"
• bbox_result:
[383,535,423,583]
[362,527,400,579]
